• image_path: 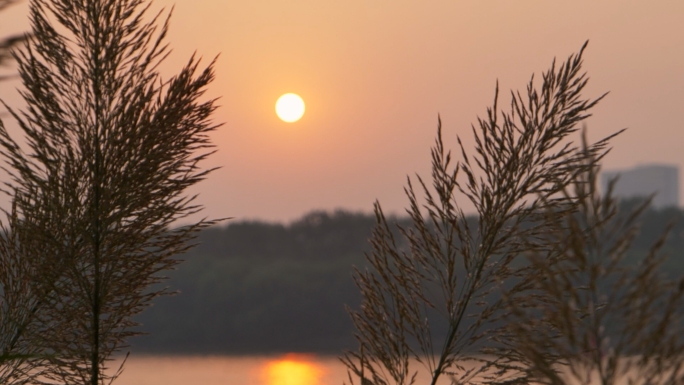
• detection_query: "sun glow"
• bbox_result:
[263,354,323,385]
[275,93,306,123]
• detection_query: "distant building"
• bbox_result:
[601,164,679,208]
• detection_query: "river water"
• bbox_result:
[113,354,459,385]
[112,354,661,385]
[114,354,351,385]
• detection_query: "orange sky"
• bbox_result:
[1,1,683,224]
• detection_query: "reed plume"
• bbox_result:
[499,143,684,385]
[0,0,221,383]
[343,42,624,385]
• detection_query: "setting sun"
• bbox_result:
[263,355,323,385]
[275,93,306,123]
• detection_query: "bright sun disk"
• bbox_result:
[276,93,305,123]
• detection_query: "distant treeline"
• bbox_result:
[131,201,684,355]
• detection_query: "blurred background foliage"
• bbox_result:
[131,201,684,355]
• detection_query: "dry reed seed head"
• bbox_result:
[501,153,684,385]
[344,42,633,385]
[0,0,221,384]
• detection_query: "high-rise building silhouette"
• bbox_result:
[601,164,679,208]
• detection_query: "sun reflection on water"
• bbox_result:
[262,354,325,385]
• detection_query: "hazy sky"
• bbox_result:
[1,1,683,224]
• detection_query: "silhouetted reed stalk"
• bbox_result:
[343,42,626,385]
[497,143,684,384]
[0,0,221,384]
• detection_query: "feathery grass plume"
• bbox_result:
[342,42,622,385]
[0,3,60,383]
[500,142,684,385]
[0,0,221,383]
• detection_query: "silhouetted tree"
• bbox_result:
[0,0,220,384]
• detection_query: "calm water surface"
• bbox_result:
[113,355,647,385]
[114,354,351,385]
[114,354,456,385]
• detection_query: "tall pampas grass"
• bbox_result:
[341,42,660,385]
[0,0,221,383]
